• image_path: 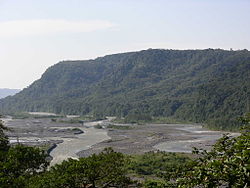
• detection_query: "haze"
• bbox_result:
[0,0,249,89]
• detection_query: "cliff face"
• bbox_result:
[0,49,249,126]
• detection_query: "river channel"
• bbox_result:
[2,116,240,166]
[154,124,240,153]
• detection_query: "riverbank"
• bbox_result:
[1,116,240,166]
[77,123,240,157]
[49,121,110,166]
[1,116,111,166]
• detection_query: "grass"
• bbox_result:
[126,151,195,187]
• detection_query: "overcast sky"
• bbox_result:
[1,0,250,89]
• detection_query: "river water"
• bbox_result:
[154,124,240,153]
[49,122,110,166]
[2,116,240,165]
[2,116,110,166]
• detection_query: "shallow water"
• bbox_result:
[2,116,111,166]
[49,121,110,166]
[154,124,239,153]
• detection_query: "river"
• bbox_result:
[49,120,110,166]
[2,116,240,165]
[2,116,111,166]
[154,124,240,153]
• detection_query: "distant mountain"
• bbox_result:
[0,88,20,99]
[0,49,249,129]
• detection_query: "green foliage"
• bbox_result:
[27,148,134,188]
[128,151,193,187]
[124,113,152,123]
[0,120,49,188]
[0,120,9,153]
[0,49,249,129]
[0,120,9,164]
[0,145,49,188]
[144,179,172,188]
[177,114,250,187]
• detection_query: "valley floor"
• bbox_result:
[77,122,239,157]
[2,116,239,166]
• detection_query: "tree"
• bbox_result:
[0,120,9,153]
[28,148,134,188]
[0,120,49,188]
[177,113,250,187]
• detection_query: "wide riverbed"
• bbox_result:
[49,121,110,166]
[2,117,110,166]
[153,124,239,153]
[2,116,240,165]
[78,123,240,157]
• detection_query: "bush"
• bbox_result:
[177,114,250,187]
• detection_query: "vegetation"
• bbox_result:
[27,148,135,188]
[0,49,249,130]
[128,114,250,187]
[0,120,9,155]
[129,152,191,177]
[177,113,250,187]
[0,120,134,187]
[1,114,250,187]
[0,121,49,188]
[123,114,152,124]
[128,152,193,187]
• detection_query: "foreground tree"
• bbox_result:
[28,148,134,188]
[0,120,9,153]
[0,120,49,188]
[177,114,250,188]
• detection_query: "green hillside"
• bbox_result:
[0,49,249,129]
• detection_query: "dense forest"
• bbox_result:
[0,49,249,129]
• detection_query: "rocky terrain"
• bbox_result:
[2,116,239,166]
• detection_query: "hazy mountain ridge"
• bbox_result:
[0,88,21,99]
[0,49,249,128]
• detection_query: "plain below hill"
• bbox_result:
[0,49,249,129]
[0,88,21,99]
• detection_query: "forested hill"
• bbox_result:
[0,49,249,128]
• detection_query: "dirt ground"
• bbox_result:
[2,117,237,160]
[77,123,229,157]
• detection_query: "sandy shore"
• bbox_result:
[49,126,110,166]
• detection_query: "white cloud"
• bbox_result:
[0,19,115,37]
